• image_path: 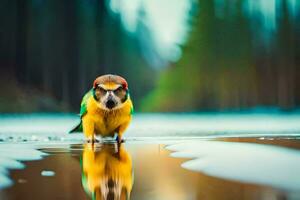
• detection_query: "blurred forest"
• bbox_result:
[0,0,300,112]
[0,0,157,112]
[142,0,300,111]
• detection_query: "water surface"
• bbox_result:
[1,114,300,199]
[0,138,299,200]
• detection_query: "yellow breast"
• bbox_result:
[84,96,132,137]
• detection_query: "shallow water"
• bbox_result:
[1,114,300,199]
[0,138,300,200]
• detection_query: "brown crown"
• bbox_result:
[93,74,128,90]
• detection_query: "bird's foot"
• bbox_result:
[115,136,125,144]
[86,138,100,144]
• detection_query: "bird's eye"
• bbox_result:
[97,86,106,93]
[114,86,123,94]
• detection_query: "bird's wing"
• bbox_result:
[128,94,134,115]
[130,103,134,115]
[69,89,93,133]
[80,156,95,199]
[80,89,93,118]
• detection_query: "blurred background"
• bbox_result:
[0,0,299,113]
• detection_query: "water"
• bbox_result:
[1,113,300,200]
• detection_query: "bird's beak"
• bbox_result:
[106,95,116,109]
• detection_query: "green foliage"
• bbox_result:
[142,0,300,112]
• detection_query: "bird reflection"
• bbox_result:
[81,143,133,200]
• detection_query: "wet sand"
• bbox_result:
[1,137,300,200]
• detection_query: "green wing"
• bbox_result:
[80,89,93,117]
[80,156,95,200]
[130,104,134,115]
[69,89,93,133]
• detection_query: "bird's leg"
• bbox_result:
[115,135,125,144]
[94,135,101,143]
[83,117,97,143]
[115,123,129,144]
[86,134,101,144]
[86,135,94,143]
[113,142,123,159]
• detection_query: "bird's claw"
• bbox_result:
[116,136,125,144]
[86,138,100,144]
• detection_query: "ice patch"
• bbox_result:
[0,174,12,189]
[41,170,55,177]
[0,144,47,189]
[167,141,300,191]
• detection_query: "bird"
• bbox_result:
[70,74,133,143]
[81,143,133,200]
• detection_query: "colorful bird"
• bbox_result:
[81,143,133,200]
[70,74,133,143]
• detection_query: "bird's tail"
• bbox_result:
[69,121,83,133]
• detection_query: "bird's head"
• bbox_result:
[92,74,129,110]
